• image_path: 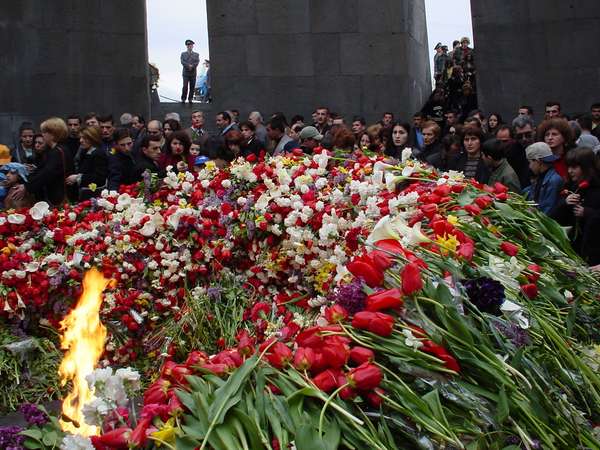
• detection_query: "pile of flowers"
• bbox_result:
[0,152,599,448]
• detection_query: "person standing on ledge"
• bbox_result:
[181,39,199,103]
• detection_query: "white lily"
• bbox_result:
[500,299,530,329]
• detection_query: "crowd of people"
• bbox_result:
[2,95,600,267]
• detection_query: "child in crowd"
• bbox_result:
[524,142,563,214]
[2,163,34,209]
[550,148,600,265]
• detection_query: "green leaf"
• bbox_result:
[422,389,449,428]
[295,424,327,450]
[19,429,43,440]
[322,418,341,450]
[23,437,42,449]
[208,355,258,425]
[42,430,59,447]
[230,409,264,450]
[175,436,202,450]
[495,386,509,424]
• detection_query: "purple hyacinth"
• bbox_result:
[19,403,48,427]
[207,286,222,302]
[495,321,531,348]
[463,277,505,315]
[329,279,366,314]
[0,426,25,449]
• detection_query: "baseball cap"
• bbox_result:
[0,145,11,165]
[298,126,323,141]
[185,39,195,46]
[525,142,558,162]
[194,155,210,166]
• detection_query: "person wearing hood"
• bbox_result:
[2,162,34,209]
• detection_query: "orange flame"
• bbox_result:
[59,268,110,436]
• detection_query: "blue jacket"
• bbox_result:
[525,167,563,214]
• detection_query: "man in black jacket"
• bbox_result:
[135,135,165,179]
[107,128,138,192]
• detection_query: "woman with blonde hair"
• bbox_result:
[12,117,68,206]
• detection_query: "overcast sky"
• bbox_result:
[147,0,472,101]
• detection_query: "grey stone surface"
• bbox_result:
[471,0,600,122]
[207,0,431,126]
[0,0,150,147]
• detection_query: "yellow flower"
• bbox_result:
[88,183,97,192]
[314,262,335,294]
[447,215,458,225]
[205,160,216,170]
[150,419,176,445]
[435,233,460,255]
[178,198,188,208]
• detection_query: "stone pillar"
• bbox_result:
[471,0,600,122]
[0,1,150,146]
[206,0,431,125]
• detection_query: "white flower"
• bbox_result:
[116,367,141,392]
[402,329,423,350]
[221,179,231,189]
[82,397,111,426]
[7,213,26,225]
[401,148,413,163]
[86,367,113,391]
[500,299,530,329]
[60,434,94,450]
[29,201,50,221]
[103,376,128,406]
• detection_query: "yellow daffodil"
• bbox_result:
[435,233,460,255]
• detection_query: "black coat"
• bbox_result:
[26,145,65,206]
[107,150,139,191]
[505,142,531,188]
[448,151,490,184]
[78,147,108,200]
[241,137,262,158]
[135,154,166,179]
[550,179,600,265]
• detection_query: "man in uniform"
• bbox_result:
[181,39,200,103]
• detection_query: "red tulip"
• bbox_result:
[266,342,293,369]
[184,350,208,367]
[293,347,316,371]
[464,204,481,216]
[521,283,538,299]
[296,327,324,348]
[349,346,375,365]
[237,330,255,357]
[401,262,423,295]
[324,304,349,323]
[366,387,385,407]
[474,195,493,210]
[313,369,341,393]
[457,241,474,261]
[365,288,403,311]
[374,239,404,255]
[348,363,382,390]
[352,311,394,337]
[526,264,542,283]
[93,427,131,448]
[500,241,519,257]
[347,255,384,287]
[321,339,349,369]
